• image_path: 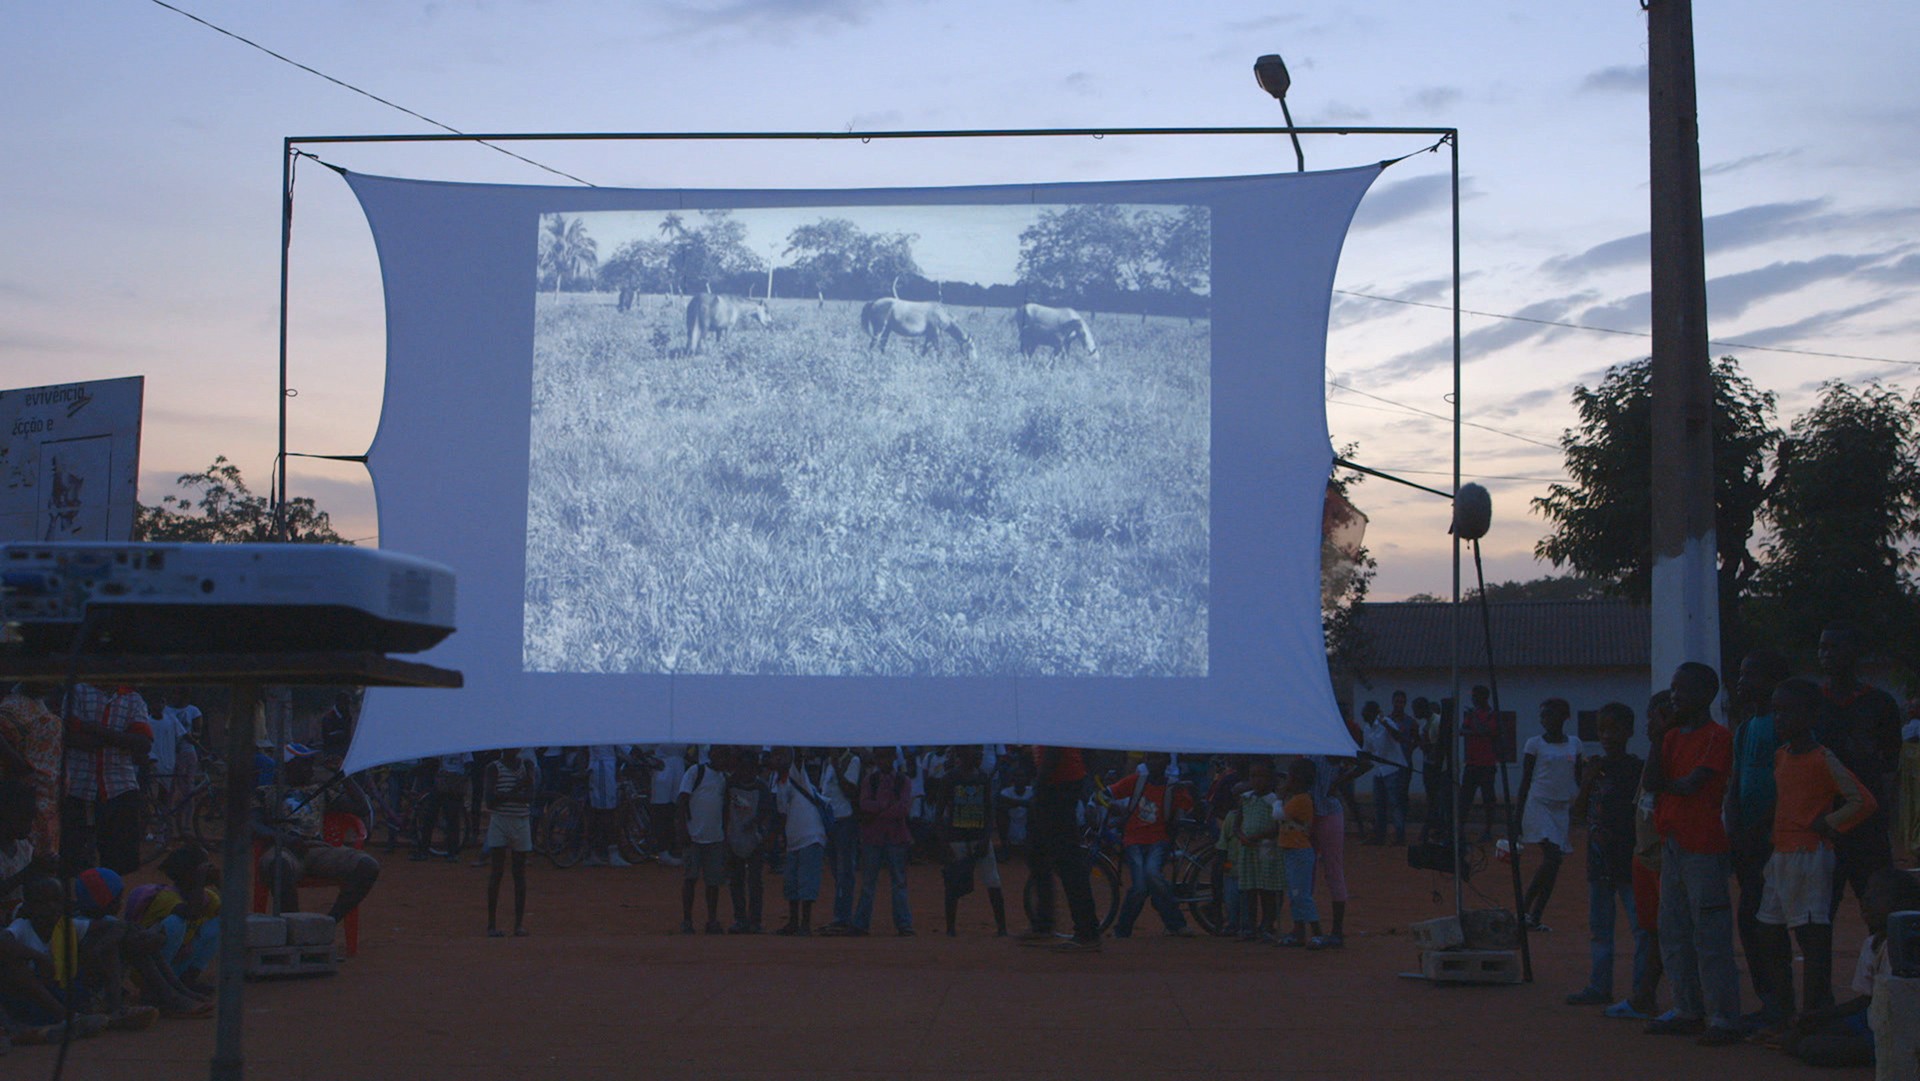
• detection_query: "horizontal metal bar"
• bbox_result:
[287,126,1457,146]
[1334,457,1455,500]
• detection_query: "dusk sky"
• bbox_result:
[4,2,1915,599]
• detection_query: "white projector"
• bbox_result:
[1,543,455,656]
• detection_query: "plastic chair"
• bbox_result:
[251,811,369,957]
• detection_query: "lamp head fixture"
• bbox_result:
[1254,54,1292,101]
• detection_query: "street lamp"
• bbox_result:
[1253,53,1306,173]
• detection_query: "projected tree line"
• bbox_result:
[539,205,1210,318]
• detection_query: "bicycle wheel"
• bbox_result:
[543,796,586,869]
[1173,847,1226,935]
[139,803,172,868]
[191,787,226,849]
[1089,853,1121,933]
[616,801,651,864]
[1019,849,1123,935]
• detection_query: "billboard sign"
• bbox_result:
[0,376,144,542]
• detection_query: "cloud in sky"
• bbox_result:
[1573,251,1902,333]
[657,0,879,37]
[1407,85,1462,111]
[1543,199,1829,280]
[1578,64,1646,94]
[1721,296,1904,349]
[1708,253,1886,319]
[1317,100,1372,122]
[1701,149,1800,177]
[1350,173,1479,232]
[1363,294,1592,382]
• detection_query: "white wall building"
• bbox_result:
[1346,600,1653,801]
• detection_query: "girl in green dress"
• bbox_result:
[1234,760,1285,941]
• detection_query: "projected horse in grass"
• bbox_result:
[684,294,772,354]
[860,297,975,359]
[1014,303,1100,360]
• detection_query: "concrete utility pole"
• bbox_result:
[1647,0,1721,697]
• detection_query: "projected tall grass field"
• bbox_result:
[524,206,1210,678]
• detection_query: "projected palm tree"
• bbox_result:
[538,214,598,294]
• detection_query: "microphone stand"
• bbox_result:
[1471,536,1533,982]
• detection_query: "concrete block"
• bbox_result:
[1422,948,1522,984]
[283,912,336,946]
[1411,916,1464,952]
[1461,907,1519,950]
[245,944,337,979]
[244,914,286,949]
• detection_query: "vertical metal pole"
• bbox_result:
[275,141,294,541]
[1647,0,1720,696]
[1448,131,1465,915]
[212,683,259,1081]
[1278,102,1305,173]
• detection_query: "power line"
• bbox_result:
[147,0,596,187]
[1334,288,1920,369]
[1327,380,1563,450]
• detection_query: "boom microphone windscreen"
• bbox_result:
[1450,482,1492,541]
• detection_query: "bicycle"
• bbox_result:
[540,762,650,869]
[138,756,227,867]
[1019,790,1123,935]
[358,762,434,853]
[1167,816,1228,935]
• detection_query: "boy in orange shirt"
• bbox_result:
[1751,678,1877,1033]
[1273,758,1322,948]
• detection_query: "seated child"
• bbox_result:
[132,843,222,995]
[0,875,152,1039]
[1775,867,1920,1067]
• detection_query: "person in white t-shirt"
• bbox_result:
[159,691,203,838]
[820,748,863,932]
[1517,698,1583,931]
[677,746,732,934]
[774,749,830,935]
[647,745,687,865]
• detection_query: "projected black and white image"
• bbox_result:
[524,203,1211,677]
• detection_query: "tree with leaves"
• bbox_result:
[1323,449,1376,690]
[1748,382,1920,669]
[1017,204,1146,310]
[537,214,598,294]
[783,218,922,300]
[598,237,671,293]
[135,457,345,544]
[660,210,764,296]
[1531,356,1777,652]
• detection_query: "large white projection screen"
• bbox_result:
[342,165,1382,770]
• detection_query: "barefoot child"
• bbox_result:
[1518,698,1581,931]
[484,748,538,937]
[938,746,1007,937]
[1566,703,1647,1007]
[1233,760,1283,941]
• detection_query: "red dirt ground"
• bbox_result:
[9,835,1875,1080]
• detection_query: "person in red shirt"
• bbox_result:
[1642,661,1742,1046]
[1105,753,1197,938]
[1458,685,1501,842]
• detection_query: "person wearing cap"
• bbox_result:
[255,745,380,927]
